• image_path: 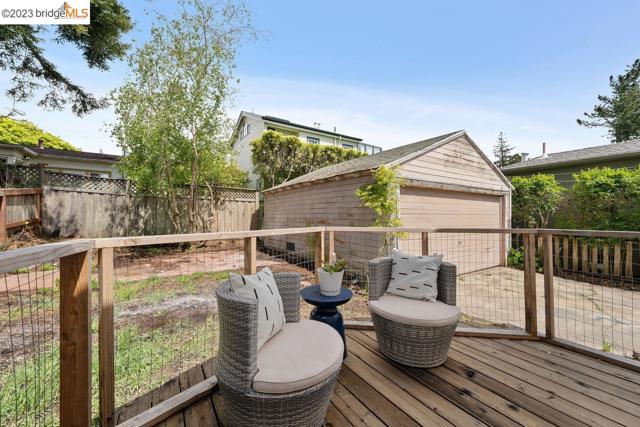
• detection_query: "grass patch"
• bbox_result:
[0,345,60,426]
[0,268,226,424]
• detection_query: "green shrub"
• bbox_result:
[511,174,565,228]
[565,167,640,231]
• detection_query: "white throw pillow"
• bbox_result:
[229,267,286,349]
[386,249,442,301]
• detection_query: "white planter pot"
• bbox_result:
[317,268,344,296]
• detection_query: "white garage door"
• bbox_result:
[399,187,505,274]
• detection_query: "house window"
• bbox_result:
[240,122,251,138]
[342,143,353,149]
[307,136,320,144]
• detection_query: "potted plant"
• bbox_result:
[317,254,346,296]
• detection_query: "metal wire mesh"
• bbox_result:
[549,235,639,359]
[0,260,60,427]
[333,230,528,329]
[110,232,328,411]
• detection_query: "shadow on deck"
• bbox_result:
[116,330,640,427]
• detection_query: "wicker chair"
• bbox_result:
[215,272,342,427]
[368,257,460,368]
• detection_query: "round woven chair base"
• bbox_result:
[216,369,339,427]
[372,312,458,368]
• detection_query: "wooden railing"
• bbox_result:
[1,226,640,427]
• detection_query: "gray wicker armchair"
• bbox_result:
[368,257,460,368]
[215,272,342,427]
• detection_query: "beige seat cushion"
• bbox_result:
[369,294,460,327]
[253,319,343,394]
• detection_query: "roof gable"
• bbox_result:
[398,133,513,191]
[263,130,469,192]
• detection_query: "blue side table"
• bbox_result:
[300,285,353,359]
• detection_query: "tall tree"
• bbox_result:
[0,0,133,116]
[577,59,640,143]
[493,131,519,167]
[112,0,253,234]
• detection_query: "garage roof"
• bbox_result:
[501,138,640,173]
[264,130,465,193]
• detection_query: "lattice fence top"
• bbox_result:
[0,164,257,200]
[0,164,42,188]
[208,186,258,201]
[44,172,132,193]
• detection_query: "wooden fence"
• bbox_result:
[42,186,259,238]
[0,188,42,244]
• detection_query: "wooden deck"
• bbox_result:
[117,330,640,427]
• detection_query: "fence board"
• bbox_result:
[42,186,258,238]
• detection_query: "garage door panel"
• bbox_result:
[398,187,504,274]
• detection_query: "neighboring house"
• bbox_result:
[262,130,512,274]
[0,141,122,178]
[501,140,640,187]
[232,111,382,189]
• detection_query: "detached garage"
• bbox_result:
[262,130,512,274]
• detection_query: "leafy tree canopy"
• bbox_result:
[511,174,565,228]
[577,59,640,143]
[0,0,133,116]
[112,0,252,233]
[251,130,367,188]
[0,116,78,150]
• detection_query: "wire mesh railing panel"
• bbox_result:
[429,232,526,330]
[0,260,60,427]
[111,241,236,409]
[110,232,330,410]
[550,235,639,359]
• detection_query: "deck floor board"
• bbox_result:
[116,331,640,427]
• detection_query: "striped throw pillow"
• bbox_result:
[386,249,442,301]
[229,267,286,349]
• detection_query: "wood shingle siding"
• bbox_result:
[262,131,512,274]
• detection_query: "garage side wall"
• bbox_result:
[262,174,382,262]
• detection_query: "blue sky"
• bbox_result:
[3,0,640,158]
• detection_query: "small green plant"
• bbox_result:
[356,165,404,254]
[602,341,613,352]
[507,246,543,272]
[507,247,524,267]
[42,262,55,272]
[322,259,346,273]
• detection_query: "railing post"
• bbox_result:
[328,230,335,260]
[244,237,256,274]
[60,250,92,427]
[421,231,429,255]
[523,233,538,336]
[543,234,554,339]
[99,248,115,427]
[0,194,6,244]
[625,241,633,278]
[315,230,325,268]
